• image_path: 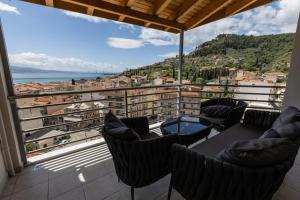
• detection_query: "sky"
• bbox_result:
[0,0,299,73]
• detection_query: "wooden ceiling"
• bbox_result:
[23,0,276,33]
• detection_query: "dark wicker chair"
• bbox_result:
[168,144,298,200]
[200,98,247,131]
[103,116,178,200]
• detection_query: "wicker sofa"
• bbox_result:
[168,109,300,200]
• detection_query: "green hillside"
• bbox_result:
[123,33,295,84]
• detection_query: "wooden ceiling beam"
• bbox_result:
[239,0,274,13]
[86,7,94,15]
[175,0,205,21]
[153,0,172,15]
[45,0,54,7]
[187,0,233,29]
[226,0,259,16]
[196,0,274,28]
[118,15,126,21]
[125,0,136,7]
[61,0,184,30]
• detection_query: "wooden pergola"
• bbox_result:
[24,0,275,34]
[21,0,277,116]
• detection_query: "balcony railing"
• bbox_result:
[8,83,285,161]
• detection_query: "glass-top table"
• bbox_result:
[160,117,212,146]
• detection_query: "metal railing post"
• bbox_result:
[177,30,184,117]
[177,85,182,117]
[124,90,128,118]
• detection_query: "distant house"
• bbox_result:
[25,128,69,151]
[63,103,101,131]
[153,78,163,85]
[131,75,147,84]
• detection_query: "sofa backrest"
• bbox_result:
[171,144,297,200]
[243,110,280,129]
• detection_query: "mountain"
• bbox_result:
[10,66,116,75]
[10,66,67,73]
[122,33,295,83]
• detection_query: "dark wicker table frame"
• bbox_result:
[160,117,212,146]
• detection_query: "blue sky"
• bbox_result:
[0,0,299,73]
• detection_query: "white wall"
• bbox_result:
[283,14,300,109]
[0,149,7,194]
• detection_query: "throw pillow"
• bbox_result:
[104,111,140,140]
[104,111,127,129]
[272,106,300,129]
[217,138,298,167]
[275,121,300,141]
[259,129,280,139]
[105,126,140,140]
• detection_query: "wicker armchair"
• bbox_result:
[103,116,178,200]
[168,144,298,200]
[200,98,247,131]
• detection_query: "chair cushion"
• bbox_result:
[272,106,300,129]
[191,123,265,157]
[260,121,300,141]
[139,132,161,140]
[105,126,140,140]
[260,129,280,139]
[202,105,232,118]
[217,138,298,167]
[104,111,140,140]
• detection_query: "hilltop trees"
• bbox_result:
[121,33,294,83]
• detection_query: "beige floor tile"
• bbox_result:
[10,182,48,200]
[13,171,48,193]
[83,173,124,200]
[49,171,83,199]
[51,186,85,200]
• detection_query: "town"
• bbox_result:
[13,67,286,156]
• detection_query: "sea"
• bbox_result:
[12,72,112,84]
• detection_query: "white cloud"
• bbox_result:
[0,2,20,15]
[106,37,144,49]
[63,11,108,23]
[107,0,299,49]
[113,21,136,31]
[139,29,178,46]
[8,52,123,73]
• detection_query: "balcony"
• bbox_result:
[2,83,300,200]
[0,0,300,199]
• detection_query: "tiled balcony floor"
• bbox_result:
[1,131,300,200]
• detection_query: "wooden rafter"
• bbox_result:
[118,15,126,21]
[61,0,185,30]
[86,7,94,15]
[125,0,136,7]
[197,0,274,27]
[45,0,54,7]
[23,0,277,33]
[187,0,233,28]
[154,0,172,15]
[226,0,259,16]
[175,0,205,21]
